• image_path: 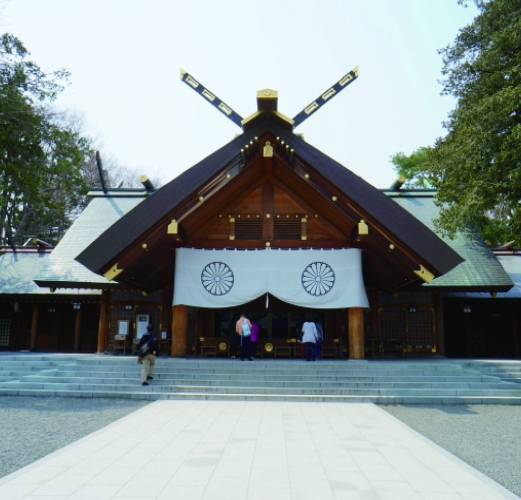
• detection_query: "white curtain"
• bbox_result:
[173,248,369,309]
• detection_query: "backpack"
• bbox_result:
[241,320,251,336]
[138,334,152,358]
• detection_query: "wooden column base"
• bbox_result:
[348,307,364,360]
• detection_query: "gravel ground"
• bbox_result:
[1,396,150,479]
[2,397,521,498]
[381,404,521,498]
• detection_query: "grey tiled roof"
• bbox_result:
[0,250,99,296]
[390,194,514,291]
[34,194,145,288]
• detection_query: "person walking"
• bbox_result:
[250,318,260,359]
[236,314,253,361]
[301,314,318,361]
[138,324,158,386]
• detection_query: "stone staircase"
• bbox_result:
[461,360,521,385]
[1,354,521,404]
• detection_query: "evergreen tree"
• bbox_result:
[429,0,521,247]
[0,33,92,247]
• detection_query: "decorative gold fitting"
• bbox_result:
[322,88,336,100]
[265,242,271,247]
[186,76,199,88]
[265,213,271,218]
[167,219,178,234]
[142,243,148,249]
[103,263,123,281]
[202,89,215,101]
[263,141,273,157]
[332,196,338,202]
[389,244,395,250]
[199,196,204,202]
[226,174,231,179]
[414,264,435,283]
[358,219,369,235]
[218,102,232,115]
[141,291,148,297]
[305,102,319,115]
[304,173,310,179]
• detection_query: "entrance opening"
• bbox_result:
[189,295,346,359]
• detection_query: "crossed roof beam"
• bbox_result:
[180,66,359,130]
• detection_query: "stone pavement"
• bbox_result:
[0,401,518,500]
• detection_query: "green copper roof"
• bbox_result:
[390,194,513,291]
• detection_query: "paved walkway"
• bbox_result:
[0,401,518,500]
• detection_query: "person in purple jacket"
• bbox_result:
[250,319,260,360]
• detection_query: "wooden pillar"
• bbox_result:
[73,308,82,352]
[512,309,519,358]
[434,293,445,356]
[172,304,188,357]
[348,307,364,359]
[97,290,110,353]
[30,303,39,351]
[162,285,173,352]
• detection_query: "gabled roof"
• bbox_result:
[75,115,464,292]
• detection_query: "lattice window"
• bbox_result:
[235,220,262,240]
[0,318,11,347]
[407,309,435,350]
[274,220,302,240]
[379,309,406,341]
[379,292,433,304]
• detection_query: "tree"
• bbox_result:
[429,0,521,247]
[390,147,435,189]
[0,33,92,247]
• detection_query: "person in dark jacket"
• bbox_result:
[138,324,158,386]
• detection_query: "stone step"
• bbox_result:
[0,379,521,397]
[0,386,519,404]
[36,370,499,384]
[8,375,515,390]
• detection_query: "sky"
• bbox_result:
[2,0,478,189]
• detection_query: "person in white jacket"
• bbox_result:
[301,314,318,361]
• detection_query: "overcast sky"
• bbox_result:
[2,0,478,189]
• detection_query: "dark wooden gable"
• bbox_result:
[76,115,463,293]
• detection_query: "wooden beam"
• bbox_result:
[270,176,350,240]
[262,183,274,240]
